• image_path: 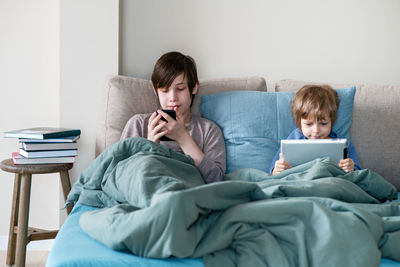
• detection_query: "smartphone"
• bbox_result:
[159,109,176,122]
[157,109,176,141]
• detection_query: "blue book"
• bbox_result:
[4,127,81,140]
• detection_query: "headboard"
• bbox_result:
[95,75,268,157]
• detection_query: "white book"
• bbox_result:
[12,152,75,165]
[20,142,78,151]
[19,135,80,143]
[19,148,78,158]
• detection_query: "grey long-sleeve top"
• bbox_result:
[120,113,226,183]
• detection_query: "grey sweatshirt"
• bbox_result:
[120,113,226,183]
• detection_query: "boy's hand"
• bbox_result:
[158,108,188,143]
[147,111,168,142]
[272,153,291,175]
[339,158,355,173]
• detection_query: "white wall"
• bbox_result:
[59,0,119,212]
[0,0,60,236]
[121,0,400,87]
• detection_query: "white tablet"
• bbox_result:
[281,138,347,167]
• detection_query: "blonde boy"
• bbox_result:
[270,85,361,175]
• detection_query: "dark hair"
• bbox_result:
[291,84,339,129]
[151,52,199,100]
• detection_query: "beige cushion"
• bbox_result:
[276,79,400,190]
[96,75,267,156]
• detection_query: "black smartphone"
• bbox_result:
[157,109,176,141]
[159,109,176,122]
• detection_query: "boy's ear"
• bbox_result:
[192,83,199,95]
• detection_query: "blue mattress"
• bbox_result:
[47,193,400,267]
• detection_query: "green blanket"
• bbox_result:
[66,137,400,267]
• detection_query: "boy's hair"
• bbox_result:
[291,84,339,129]
[151,51,199,102]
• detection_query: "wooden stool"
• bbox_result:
[0,159,74,267]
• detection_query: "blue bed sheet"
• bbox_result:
[47,193,400,267]
[46,204,203,267]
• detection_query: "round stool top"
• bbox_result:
[0,158,73,174]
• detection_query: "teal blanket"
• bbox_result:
[67,137,400,267]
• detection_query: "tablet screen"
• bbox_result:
[281,139,347,167]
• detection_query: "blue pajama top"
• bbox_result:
[269,128,362,174]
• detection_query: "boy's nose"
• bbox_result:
[312,125,320,132]
[168,90,178,100]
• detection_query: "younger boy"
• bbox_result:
[120,51,226,183]
[269,84,361,175]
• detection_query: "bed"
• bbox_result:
[47,76,400,267]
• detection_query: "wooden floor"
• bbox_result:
[0,250,49,267]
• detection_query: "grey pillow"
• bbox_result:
[96,75,267,156]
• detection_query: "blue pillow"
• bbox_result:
[200,87,356,173]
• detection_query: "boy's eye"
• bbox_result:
[176,86,186,91]
[320,122,329,126]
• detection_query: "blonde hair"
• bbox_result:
[291,84,339,129]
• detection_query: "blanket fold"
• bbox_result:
[68,137,400,267]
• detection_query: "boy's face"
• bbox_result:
[156,73,197,121]
[300,116,332,139]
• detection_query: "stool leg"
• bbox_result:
[6,173,21,266]
[59,170,73,214]
[15,173,32,267]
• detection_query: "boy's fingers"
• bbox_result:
[277,161,290,171]
[173,106,183,120]
[154,122,166,133]
[150,111,157,120]
[150,112,162,127]
[154,130,168,141]
[281,159,290,168]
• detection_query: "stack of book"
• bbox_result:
[4,127,81,165]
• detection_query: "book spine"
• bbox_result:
[21,142,78,151]
[43,130,81,139]
[19,148,78,158]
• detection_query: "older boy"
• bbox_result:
[270,84,361,175]
[120,51,226,183]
